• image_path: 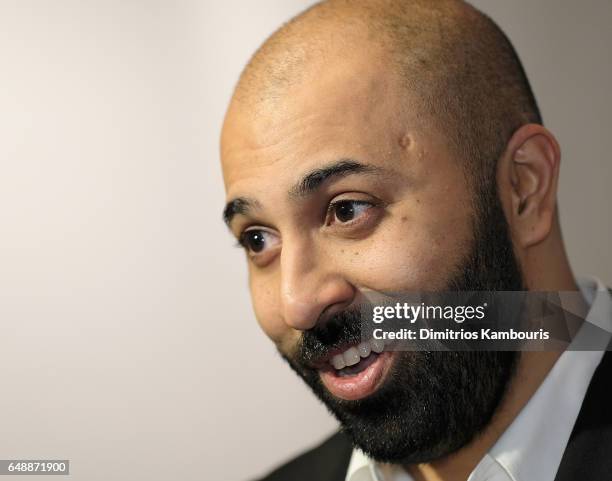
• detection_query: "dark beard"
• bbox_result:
[280,180,525,465]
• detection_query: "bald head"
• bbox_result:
[230,0,541,192]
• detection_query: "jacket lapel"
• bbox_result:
[554,337,612,480]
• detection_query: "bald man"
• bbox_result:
[220,1,612,480]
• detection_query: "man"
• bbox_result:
[220,1,612,480]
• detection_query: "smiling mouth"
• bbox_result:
[318,338,395,401]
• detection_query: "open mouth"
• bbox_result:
[318,338,395,401]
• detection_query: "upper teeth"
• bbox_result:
[331,338,385,370]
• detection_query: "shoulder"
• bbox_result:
[255,431,353,481]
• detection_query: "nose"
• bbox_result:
[280,237,355,331]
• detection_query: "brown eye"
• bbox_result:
[238,229,280,256]
[335,201,355,222]
[242,231,265,252]
[330,200,372,224]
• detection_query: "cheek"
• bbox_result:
[344,206,472,292]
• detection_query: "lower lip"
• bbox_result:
[319,351,395,401]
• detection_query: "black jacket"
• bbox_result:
[258,348,612,481]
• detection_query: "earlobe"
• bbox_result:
[499,124,560,248]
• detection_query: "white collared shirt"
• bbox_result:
[345,277,612,481]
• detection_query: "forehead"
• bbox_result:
[220,51,416,198]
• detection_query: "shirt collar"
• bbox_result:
[345,448,378,481]
[491,276,612,481]
[345,276,612,481]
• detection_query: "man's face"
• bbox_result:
[221,51,522,463]
[222,53,476,343]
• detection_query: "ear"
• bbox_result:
[497,124,561,248]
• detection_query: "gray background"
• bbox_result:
[0,1,609,480]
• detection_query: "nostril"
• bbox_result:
[318,299,356,325]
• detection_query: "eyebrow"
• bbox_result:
[289,159,382,198]
[223,159,383,227]
[223,196,260,227]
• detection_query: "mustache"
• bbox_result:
[292,308,364,369]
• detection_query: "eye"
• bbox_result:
[328,200,373,224]
[238,229,280,256]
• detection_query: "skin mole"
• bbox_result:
[399,133,412,149]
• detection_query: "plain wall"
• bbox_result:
[0,1,609,480]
